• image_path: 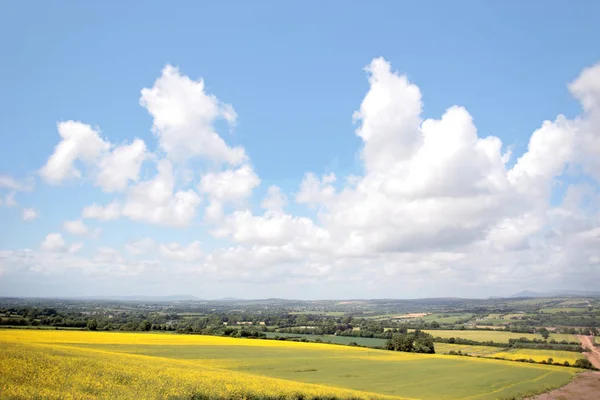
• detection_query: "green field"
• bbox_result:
[265,332,388,347]
[423,330,576,343]
[539,308,586,313]
[420,313,473,324]
[435,343,585,364]
[549,333,579,343]
[290,311,347,316]
[0,330,579,400]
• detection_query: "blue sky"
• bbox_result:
[1,1,599,299]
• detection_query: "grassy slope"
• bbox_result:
[435,343,584,364]
[0,330,578,400]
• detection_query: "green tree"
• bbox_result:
[87,319,98,331]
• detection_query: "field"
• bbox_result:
[422,330,577,343]
[539,308,587,314]
[548,333,580,343]
[420,313,473,324]
[265,332,388,347]
[434,343,585,364]
[0,330,579,400]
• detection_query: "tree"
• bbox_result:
[139,320,151,331]
[574,359,593,369]
[539,328,550,340]
[87,319,98,331]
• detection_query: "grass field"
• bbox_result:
[265,332,388,347]
[549,333,579,343]
[0,330,579,400]
[423,330,576,343]
[539,308,586,314]
[420,313,473,324]
[434,343,585,364]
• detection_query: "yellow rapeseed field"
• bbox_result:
[0,330,397,400]
[0,330,577,400]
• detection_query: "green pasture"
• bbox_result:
[539,307,587,313]
[421,313,473,324]
[435,343,584,364]
[423,329,578,343]
[265,332,388,347]
[58,335,576,399]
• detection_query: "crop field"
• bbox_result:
[548,333,579,343]
[423,330,574,343]
[420,313,473,324]
[539,308,587,314]
[423,330,541,342]
[265,332,388,347]
[434,343,585,364]
[0,330,578,400]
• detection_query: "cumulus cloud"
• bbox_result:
[82,202,121,220]
[159,241,202,262]
[7,58,600,297]
[63,219,89,236]
[22,208,38,221]
[261,185,288,212]
[199,164,260,220]
[40,121,111,184]
[120,159,202,226]
[140,64,245,164]
[39,121,148,191]
[95,139,148,192]
[40,233,82,253]
[41,233,65,252]
[198,57,600,292]
[0,175,34,192]
[3,191,17,207]
[125,238,155,255]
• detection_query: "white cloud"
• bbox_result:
[121,159,201,226]
[69,243,84,253]
[353,57,423,173]
[22,208,38,221]
[199,164,260,203]
[296,173,336,208]
[41,233,66,252]
[40,121,110,184]
[0,175,34,191]
[159,241,202,262]
[4,191,17,207]
[140,64,245,164]
[199,164,260,220]
[95,139,148,192]
[92,247,124,264]
[7,58,600,297]
[63,219,89,236]
[125,238,155,255]
[261,185,288,212]
[82,202,121,221]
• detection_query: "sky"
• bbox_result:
[1,1,600,299]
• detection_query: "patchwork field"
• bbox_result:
[0,330,579,400]
[434,343,585,364]
[423,330,577,343]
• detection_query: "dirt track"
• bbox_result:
[527,336,600,399]
[577,335,600,369]
[528,371,600,399]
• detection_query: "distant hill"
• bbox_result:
[511,290,600,298]
[68,295,202,302]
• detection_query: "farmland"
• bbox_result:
[423,330,546,343]
[0,330,579,400]
[434,343,585,364]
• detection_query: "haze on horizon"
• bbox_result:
[1,2,600,300]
